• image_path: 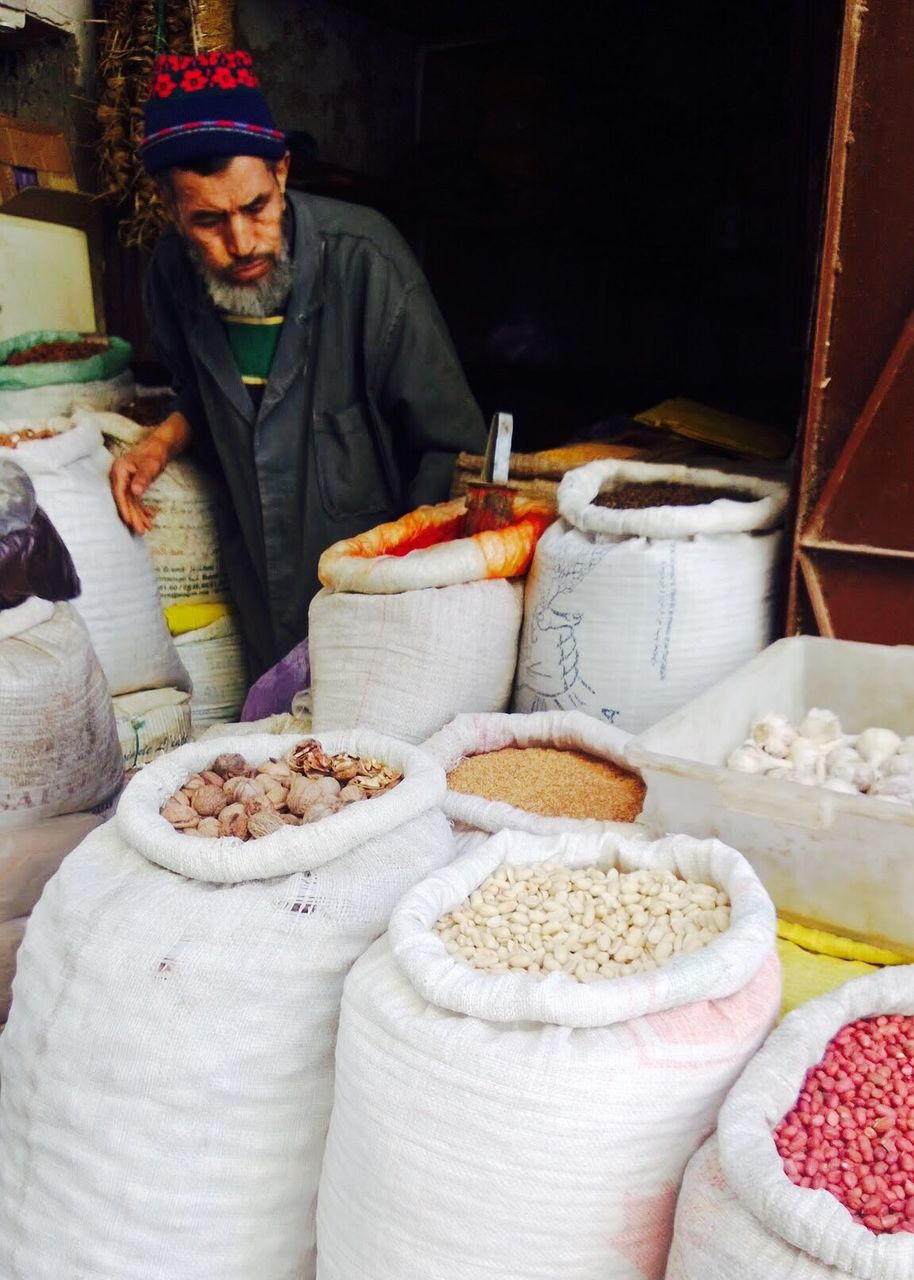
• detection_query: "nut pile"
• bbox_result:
[434,861,730,981]
[160,739,402,839]
[446,747,645,823]
[0,427,59,449]
[4,337,109,366]
[775,1014,914,1234]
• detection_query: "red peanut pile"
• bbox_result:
[775,1014,914,1234]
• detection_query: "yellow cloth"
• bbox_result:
[164,602,234,636]
[776,919,907,1020]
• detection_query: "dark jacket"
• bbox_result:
[144,191,486,677]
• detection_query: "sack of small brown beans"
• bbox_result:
[0,731,453,1280]
[667,967,914,1280]
[316,828,781,1280]
[422,708,646,855]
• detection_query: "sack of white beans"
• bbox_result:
[666,967,914,1280]
[0,732,453,1280]
[422,708,642,855]
[316,828,781,1280]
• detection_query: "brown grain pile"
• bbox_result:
[447,747,645,822]
[5,339,109,367]
[594,480,753,509]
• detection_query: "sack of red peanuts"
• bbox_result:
[0,732,453,1280]
[667,966,914,1280]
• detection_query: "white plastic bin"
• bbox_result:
[626,635,914,955]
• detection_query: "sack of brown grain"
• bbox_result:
[513,458,789,733]
[423,709,644,851]
[310,498,553,744]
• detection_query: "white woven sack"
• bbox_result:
[309,578,523,744]
[96,410,230,606]
[513,459,788,733]
[316,828,781,1280]
[667,967,914,1280]
[113,688,192,770]
[0,601,123,829]
[0,731,453,1280]
[0,417,189,695]
[174,614,248,732]
[0,370,135,421]
[422,708,644,852]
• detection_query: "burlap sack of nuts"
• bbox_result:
[0,732,453,1280]
[317,827,781,1280]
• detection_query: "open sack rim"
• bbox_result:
[317,495,553,594]
[422,708,644,837]
[717,965,914,1280]
[387,828,776,1029]
[558,458,789,539]
[117,731,447,884]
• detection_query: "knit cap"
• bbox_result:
[140,50,286,177]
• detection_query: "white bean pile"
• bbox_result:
[434,862,730,982]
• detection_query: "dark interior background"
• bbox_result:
[113,0,844,453]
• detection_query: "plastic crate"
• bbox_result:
[626,636,914,955]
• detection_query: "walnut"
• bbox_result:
[161,796,199,828]
[192,785,228,817]
[287,775,329,816]
[248,810,286,839]
[223,776,261,805]
[257,760,294,781]
[211,752,249,779]
[287,738,333,776]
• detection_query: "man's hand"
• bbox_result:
[111,440,167,533]
[109,411,193,534]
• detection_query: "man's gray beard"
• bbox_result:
[186,237,294,317]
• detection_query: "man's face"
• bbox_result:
[162,153,290,287]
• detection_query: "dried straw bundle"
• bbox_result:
[96,0,234,248]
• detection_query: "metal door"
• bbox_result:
[790,0,914,640]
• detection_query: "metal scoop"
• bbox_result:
[463,411,515,535]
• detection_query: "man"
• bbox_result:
[111,50,486,678]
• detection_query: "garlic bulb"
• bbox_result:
[788,737,827,783]
[856,727,901,769]
[869,775,914,805]
[883,752,914,778]
[822,777,859,795]
[751,712,796,759]
[727,741,774,774]
[799,708,843,747]
[778,762,819,783]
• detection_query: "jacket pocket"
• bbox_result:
[313,401,397,522]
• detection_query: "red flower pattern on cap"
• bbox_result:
[148,49,261,98]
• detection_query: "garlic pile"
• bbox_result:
[160,739,403,839]
[727,710,914,805]
[433,862,731,982]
